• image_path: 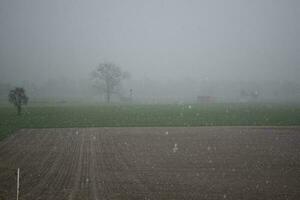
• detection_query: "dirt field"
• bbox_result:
[0,127,299,200]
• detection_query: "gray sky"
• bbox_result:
[0,0,299,83]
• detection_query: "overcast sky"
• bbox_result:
[0,0,299,83]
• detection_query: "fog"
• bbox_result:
[1,0,299,103]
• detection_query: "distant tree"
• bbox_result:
[8,87,28,115]
[91,62,129,103]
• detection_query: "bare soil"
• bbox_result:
[0,127,299,200]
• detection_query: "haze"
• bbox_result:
[0,0,299,102]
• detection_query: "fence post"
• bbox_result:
[17,168,20,200]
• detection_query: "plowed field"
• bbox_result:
[0,127,299,200]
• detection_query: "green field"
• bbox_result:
[1,103,300,140]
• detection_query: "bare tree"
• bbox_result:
[8,87,28,115]
[92,62,129,103]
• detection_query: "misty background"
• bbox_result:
[0,0,299,103]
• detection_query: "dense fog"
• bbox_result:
[1,0,299,103]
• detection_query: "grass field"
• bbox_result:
[1,103,300,140]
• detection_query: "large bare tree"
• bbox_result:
[92,62,128,103]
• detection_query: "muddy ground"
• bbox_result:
[0,127,299,200]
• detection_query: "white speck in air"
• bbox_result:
[173,143,178,153]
